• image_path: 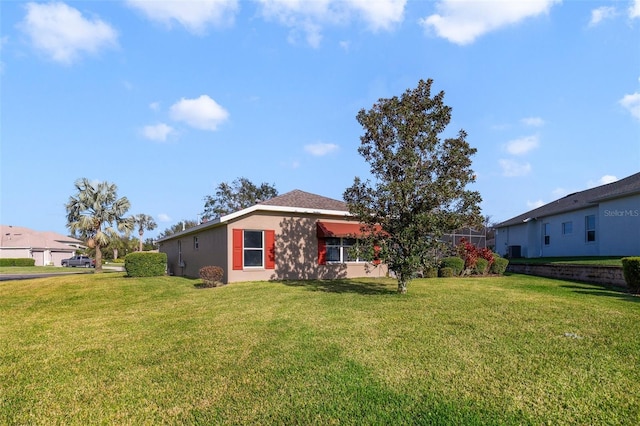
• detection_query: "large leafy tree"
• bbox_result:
[157,220,199,240]
[65,178,134,272]
[202,177,278,219]
[132,213,157,252]
[344,79,482,294]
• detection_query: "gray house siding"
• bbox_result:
[495,194,638,258]
[598,194,640,255]
[162,226,228,281]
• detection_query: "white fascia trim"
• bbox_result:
[157,205,352,242]
[220,204,352,223]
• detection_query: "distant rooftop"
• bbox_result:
[496,171,640,227]
[259,189,347,212]
[0,224,83,249]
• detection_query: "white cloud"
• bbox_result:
[256,0,405,47]
[589,6,616,27]
[19,2,117,64]
[304,142,339,156]
[142,123,174,142]
[420,0,560,45]
[630,0,640,18]
[346,0,405,31]
[551,187,569,198]
[619,92,640,120]
[126,0,238,34]
[527,199,545,209]
[149,101,160,111]
[587,175,618,188]
[169,95,229,131]
[505,135,539,155]
[157,213,171,222]
[597,175,618,185]
[499,159,531,177]
[0,36,8,73]
[520,116,545,127]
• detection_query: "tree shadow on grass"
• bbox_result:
[279,278,396,295]
[560,283,640,303]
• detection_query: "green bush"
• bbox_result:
[199,266,225,287]
[423,267,438,278]
[438,267,454,278]
[490,255,509,275]
[621,257,640,294]
[124,252,167,277]
[0,258,36,267]
[440,257,464,276]
[110,258,125,264]
[475,258,489,275]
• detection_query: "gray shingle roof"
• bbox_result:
[496,172,640,227]
[259,189,347,211]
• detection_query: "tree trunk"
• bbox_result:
[95,244,103,273]
[139,230,144,252]
[397,279,407,294]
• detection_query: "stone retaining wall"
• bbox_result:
[507,263,627,288]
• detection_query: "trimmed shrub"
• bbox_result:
[475,258,489,275]
[440,257,464,276]
[0,258,36,267]
[199,266,225,287]
[490,255,509,275]
[621,257,640,294]
[438,267,454,278]
[423,267,438,278]
[125,252,167,277]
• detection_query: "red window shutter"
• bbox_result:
[265,230,275,270]
[318,238,326,265]
[373,244,381,265]
[232,229,243,270]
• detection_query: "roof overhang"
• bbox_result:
[158,205,352,242]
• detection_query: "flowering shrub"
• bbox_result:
[456,238,495,274]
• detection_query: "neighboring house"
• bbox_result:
[494,172,640,258]
[0,225,84,266]
[158,190,388,283]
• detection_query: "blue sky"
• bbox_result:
[1,0,639,239]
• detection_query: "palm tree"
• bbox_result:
[133,213,157,252]
[65,178,133,272]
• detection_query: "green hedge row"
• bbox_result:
[0,258,36,267]
[430,255,509,277]
[124,252,167,277]
[622,257,640,294]
[490,256,509,275]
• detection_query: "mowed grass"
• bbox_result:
[1,273,638,425]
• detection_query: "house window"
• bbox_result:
[585,215,596,242]
[232,229,275,271]
[322,237,366,263]
[243,230,264,267]
[562,222,572,235]
[543,223,550,245]
[193,236,199,250]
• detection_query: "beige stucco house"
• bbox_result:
[0,225,84,266]
[158,190,388,283]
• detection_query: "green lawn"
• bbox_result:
[1,273,638,424]
[509,256,624,266]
